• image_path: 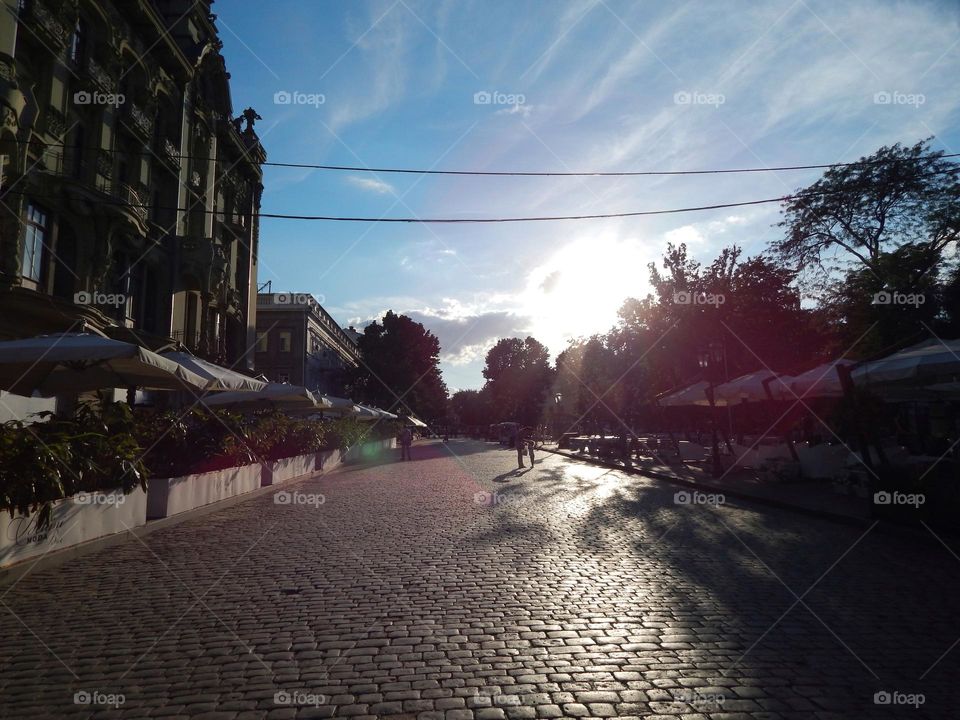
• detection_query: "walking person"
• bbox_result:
[399,426,413,461]
[516,425,535,468]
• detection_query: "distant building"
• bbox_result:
[255,293,360,395]
[0,0,265,370]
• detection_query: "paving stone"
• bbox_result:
[0,441,956,719]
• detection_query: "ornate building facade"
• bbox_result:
[0,0,265,370]
[255,293,361,397]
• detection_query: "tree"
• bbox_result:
[621,243,829,387]
[349,311,448,423]
[482,337,554,426]
[449,389,491,430]
[773,139,960,293]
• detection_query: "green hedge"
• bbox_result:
[1,404,402,519]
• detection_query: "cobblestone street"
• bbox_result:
[1,439,958,719]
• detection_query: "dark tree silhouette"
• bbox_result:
[482,337,554,426]
[774,138,959,293]
[349,311,448,423]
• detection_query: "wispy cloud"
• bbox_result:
[346,175,397,194]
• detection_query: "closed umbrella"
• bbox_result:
[0,333,207,396]
[161,352,267,392]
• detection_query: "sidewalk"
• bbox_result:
[540,442,872,525]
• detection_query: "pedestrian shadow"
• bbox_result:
[493,467,530,483]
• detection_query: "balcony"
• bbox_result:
[115,183,148,224]
[23,1,71,48]
[125,102,154,139]
[86,57,116,94]
[160,138,181,169]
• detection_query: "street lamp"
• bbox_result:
[698,341,725,477]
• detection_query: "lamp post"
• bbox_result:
[698,341,725,477]
[553,392,563,439]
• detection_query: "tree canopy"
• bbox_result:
[349,311,448,423]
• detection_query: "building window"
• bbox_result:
[21,203,47,281]
[278,331,291,352]
[256,332,268,352]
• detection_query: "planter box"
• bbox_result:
[343,437,396,463]
[147,464,261,519]
[262,453,316,487]
[1,487,147,569]
[316,449,342,475]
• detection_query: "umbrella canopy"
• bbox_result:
[789,360,854,399]
[657,381,711,407]
[405,416,428,428]
[0,333,208,397]
[161,351,267,392]
[352,404,399,421]
[353,404,381,421]
[712,371,794,405]
[852,338,960,385]
[202,383,331,411]
[316,395,357,416]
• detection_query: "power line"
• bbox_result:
[261,154,960,177]
[16,138,960,178]
[0,186,917,224]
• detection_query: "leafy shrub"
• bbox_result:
[0,402,147,521]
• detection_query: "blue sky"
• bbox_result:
[215,0,960,391]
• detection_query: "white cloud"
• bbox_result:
[346,175,396,194]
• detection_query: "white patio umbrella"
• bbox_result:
[202,383,331,411]
[405,416,428,428]
[161,351,267,392]
[788,360,854,399]
[712,371,794,405]
[0,333,208,397]
[352,404,399,421]
[316,395,358,416]
[656,381,711,407]
[852,338,960,385]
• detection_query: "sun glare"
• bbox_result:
[520,232,655,353]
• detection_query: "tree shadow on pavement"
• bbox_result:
[459,450,960,717]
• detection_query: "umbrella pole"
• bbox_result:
[126,386,136,407]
